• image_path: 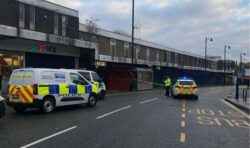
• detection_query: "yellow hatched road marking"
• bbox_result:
[180,133,186,143]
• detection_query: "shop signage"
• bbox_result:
[95,61,106,68]
[28,43,57,53]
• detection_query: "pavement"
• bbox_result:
[224,86,250,113]
[0,86,249,148]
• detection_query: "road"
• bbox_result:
[0,86,249,148]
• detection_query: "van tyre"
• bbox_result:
[194,96,198,100]
[87,94,97,107]
[99,91,105,100]
[0,102,5,118]
[41,97,55,113]
[13,106,27,113]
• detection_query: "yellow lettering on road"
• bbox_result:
[197,117,215,125]
[231,120,250,128]
[201,109,215,116]
[188,109,201,115]
[214,118,234,127]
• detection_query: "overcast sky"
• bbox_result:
[48,0,250,62]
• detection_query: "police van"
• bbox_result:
[7,68,100,113]
[77,70,106,100]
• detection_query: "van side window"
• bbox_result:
[70,73,88,85]
[78,72,91,81]
[92,72,101,82]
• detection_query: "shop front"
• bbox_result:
[0,38,80,94]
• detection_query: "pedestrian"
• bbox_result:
[164,76,171,96]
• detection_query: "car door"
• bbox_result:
[53,71,71,106]
[69,73,89,104]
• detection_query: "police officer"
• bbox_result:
[164,76,171,96]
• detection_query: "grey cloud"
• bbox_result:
[49,0,250,62]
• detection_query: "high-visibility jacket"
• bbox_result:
[164,78,171,87]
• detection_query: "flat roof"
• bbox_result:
[17,0,79,17]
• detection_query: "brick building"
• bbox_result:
[0,0,234,92]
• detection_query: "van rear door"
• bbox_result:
[9,70,35,104]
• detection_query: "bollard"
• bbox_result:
[243,89,248,102]
[236,78,239,100]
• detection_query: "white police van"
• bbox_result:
[77,70,106,100]
[7,68,99,113]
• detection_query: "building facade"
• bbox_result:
[0,0,234,92]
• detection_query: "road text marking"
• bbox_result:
[221,100,250,119]
[96,106,132,119]
[180,133,186,143]
[140,98,160,104]
[20,126,77,148]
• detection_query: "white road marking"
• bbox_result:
[20,126,77,148]
[182,113,186,118]
[96,106,132,119]
[140,98,160,104]
[181,121,186,127]
[221,100,250,119]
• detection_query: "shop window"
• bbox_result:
[124,42,129,58]
[54,13,58,35]
[136,46,140,60]
[146,48,151,61]
[30,6,35,30]
[62,15,67,36]
[156,50,160,62]
[19,3,25,28]
[110,39,116,57]
[0,54,23,79]
[175,53,178,64]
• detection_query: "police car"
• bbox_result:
[7,68,100,113]
[0,96,5,118]
[171,78,198,100]
[77,70,106,100]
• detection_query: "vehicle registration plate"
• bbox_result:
[11,94,20,100]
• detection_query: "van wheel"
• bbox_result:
[99,91,106,100]
[87,94,97,107]
[13,106,27,113]
[0,102,5,117]
[41,97,55,113]
[194,96,198,100]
